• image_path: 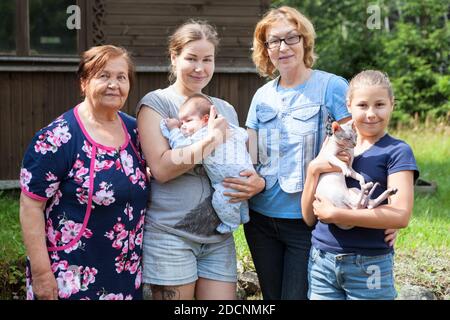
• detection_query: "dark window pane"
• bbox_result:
[0,0,15,54]
[30,0,77,55]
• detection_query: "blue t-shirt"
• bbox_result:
[312,133,419,256]
[246,74,350,219]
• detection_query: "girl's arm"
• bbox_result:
[302,116,353,226]
[301,152,344,226]
[313,170,415,229]
[19,193,58,300]
[301,162,321,227]
[137,105,228,183]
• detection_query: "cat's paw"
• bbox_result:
[389,188,398,195]
[341,167,352,177]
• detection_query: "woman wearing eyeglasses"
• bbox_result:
[239,6,352,300]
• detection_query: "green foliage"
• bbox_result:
[272,0,450,124]
[0,0,15,53]
[0,190,26,299]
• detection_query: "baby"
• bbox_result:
[160,93,255,233]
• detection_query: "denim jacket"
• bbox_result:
[254,70,333,193]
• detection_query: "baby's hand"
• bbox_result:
[165,118,181,130]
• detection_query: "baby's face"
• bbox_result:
[178,104,208,136]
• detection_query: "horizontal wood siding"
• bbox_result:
[0,71,265,180]
[98,0,269,67]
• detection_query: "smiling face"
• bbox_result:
[265,20,305,75]
[81,56,130,111]
[171,38,215,96]
[347,85,394,141]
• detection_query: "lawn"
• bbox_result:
[388,123,450,299]
[1,125,449,299]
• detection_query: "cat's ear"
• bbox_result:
[332,121,341,132]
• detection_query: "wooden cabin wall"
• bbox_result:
[0,71,265,180]
[89,0,271,68]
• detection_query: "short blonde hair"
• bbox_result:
[168,20,219,83]
[252,6,317,78]
[347,70,394,103]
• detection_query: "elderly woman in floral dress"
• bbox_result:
[19,45,148,300]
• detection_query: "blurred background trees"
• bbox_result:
[272,0,449,124]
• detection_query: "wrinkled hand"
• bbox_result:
[384,229,398,247]
[32,270,58,300]
[165,118,181,130]
[312,194,338,224]
[223,170,265,203]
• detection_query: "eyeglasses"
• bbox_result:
[265,35,302,49]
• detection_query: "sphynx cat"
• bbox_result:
[315,121,398,230]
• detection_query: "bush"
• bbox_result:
[0,258,26,300]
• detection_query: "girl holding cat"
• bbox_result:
[301,70,419,300]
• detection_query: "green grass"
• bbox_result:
[0,190,24,262]
[389,125,450,299]
[0,190,26,299]
[392,125,450,251]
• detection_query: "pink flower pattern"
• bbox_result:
[34,118,71,154]
[20,168,32,191]
[106,211,145,289]
[22,109,148,300]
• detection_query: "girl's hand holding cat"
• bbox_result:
[312,194,339,223]
[308,137,351,176]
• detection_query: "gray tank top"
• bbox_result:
[136,85,239,243]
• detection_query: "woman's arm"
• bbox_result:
[19,193,58,300]
[137,105,228,183]
[222,170,266,202]
[312,170,415,229]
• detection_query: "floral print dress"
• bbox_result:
[20,105,149,300]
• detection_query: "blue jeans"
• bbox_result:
[244,210,312,300]
[308,246,397,300]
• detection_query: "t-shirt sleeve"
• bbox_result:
[245,89,260,130]
[214,98,239,126]
[325,75,351,121]
[226,102,239,126]
[387,142,420,181]
[136,90,170,119]
[19,117,73,201]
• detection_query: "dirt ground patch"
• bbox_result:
[394,247,450,300]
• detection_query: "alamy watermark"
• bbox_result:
[366,264,382,290]
[66,5,81,30]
